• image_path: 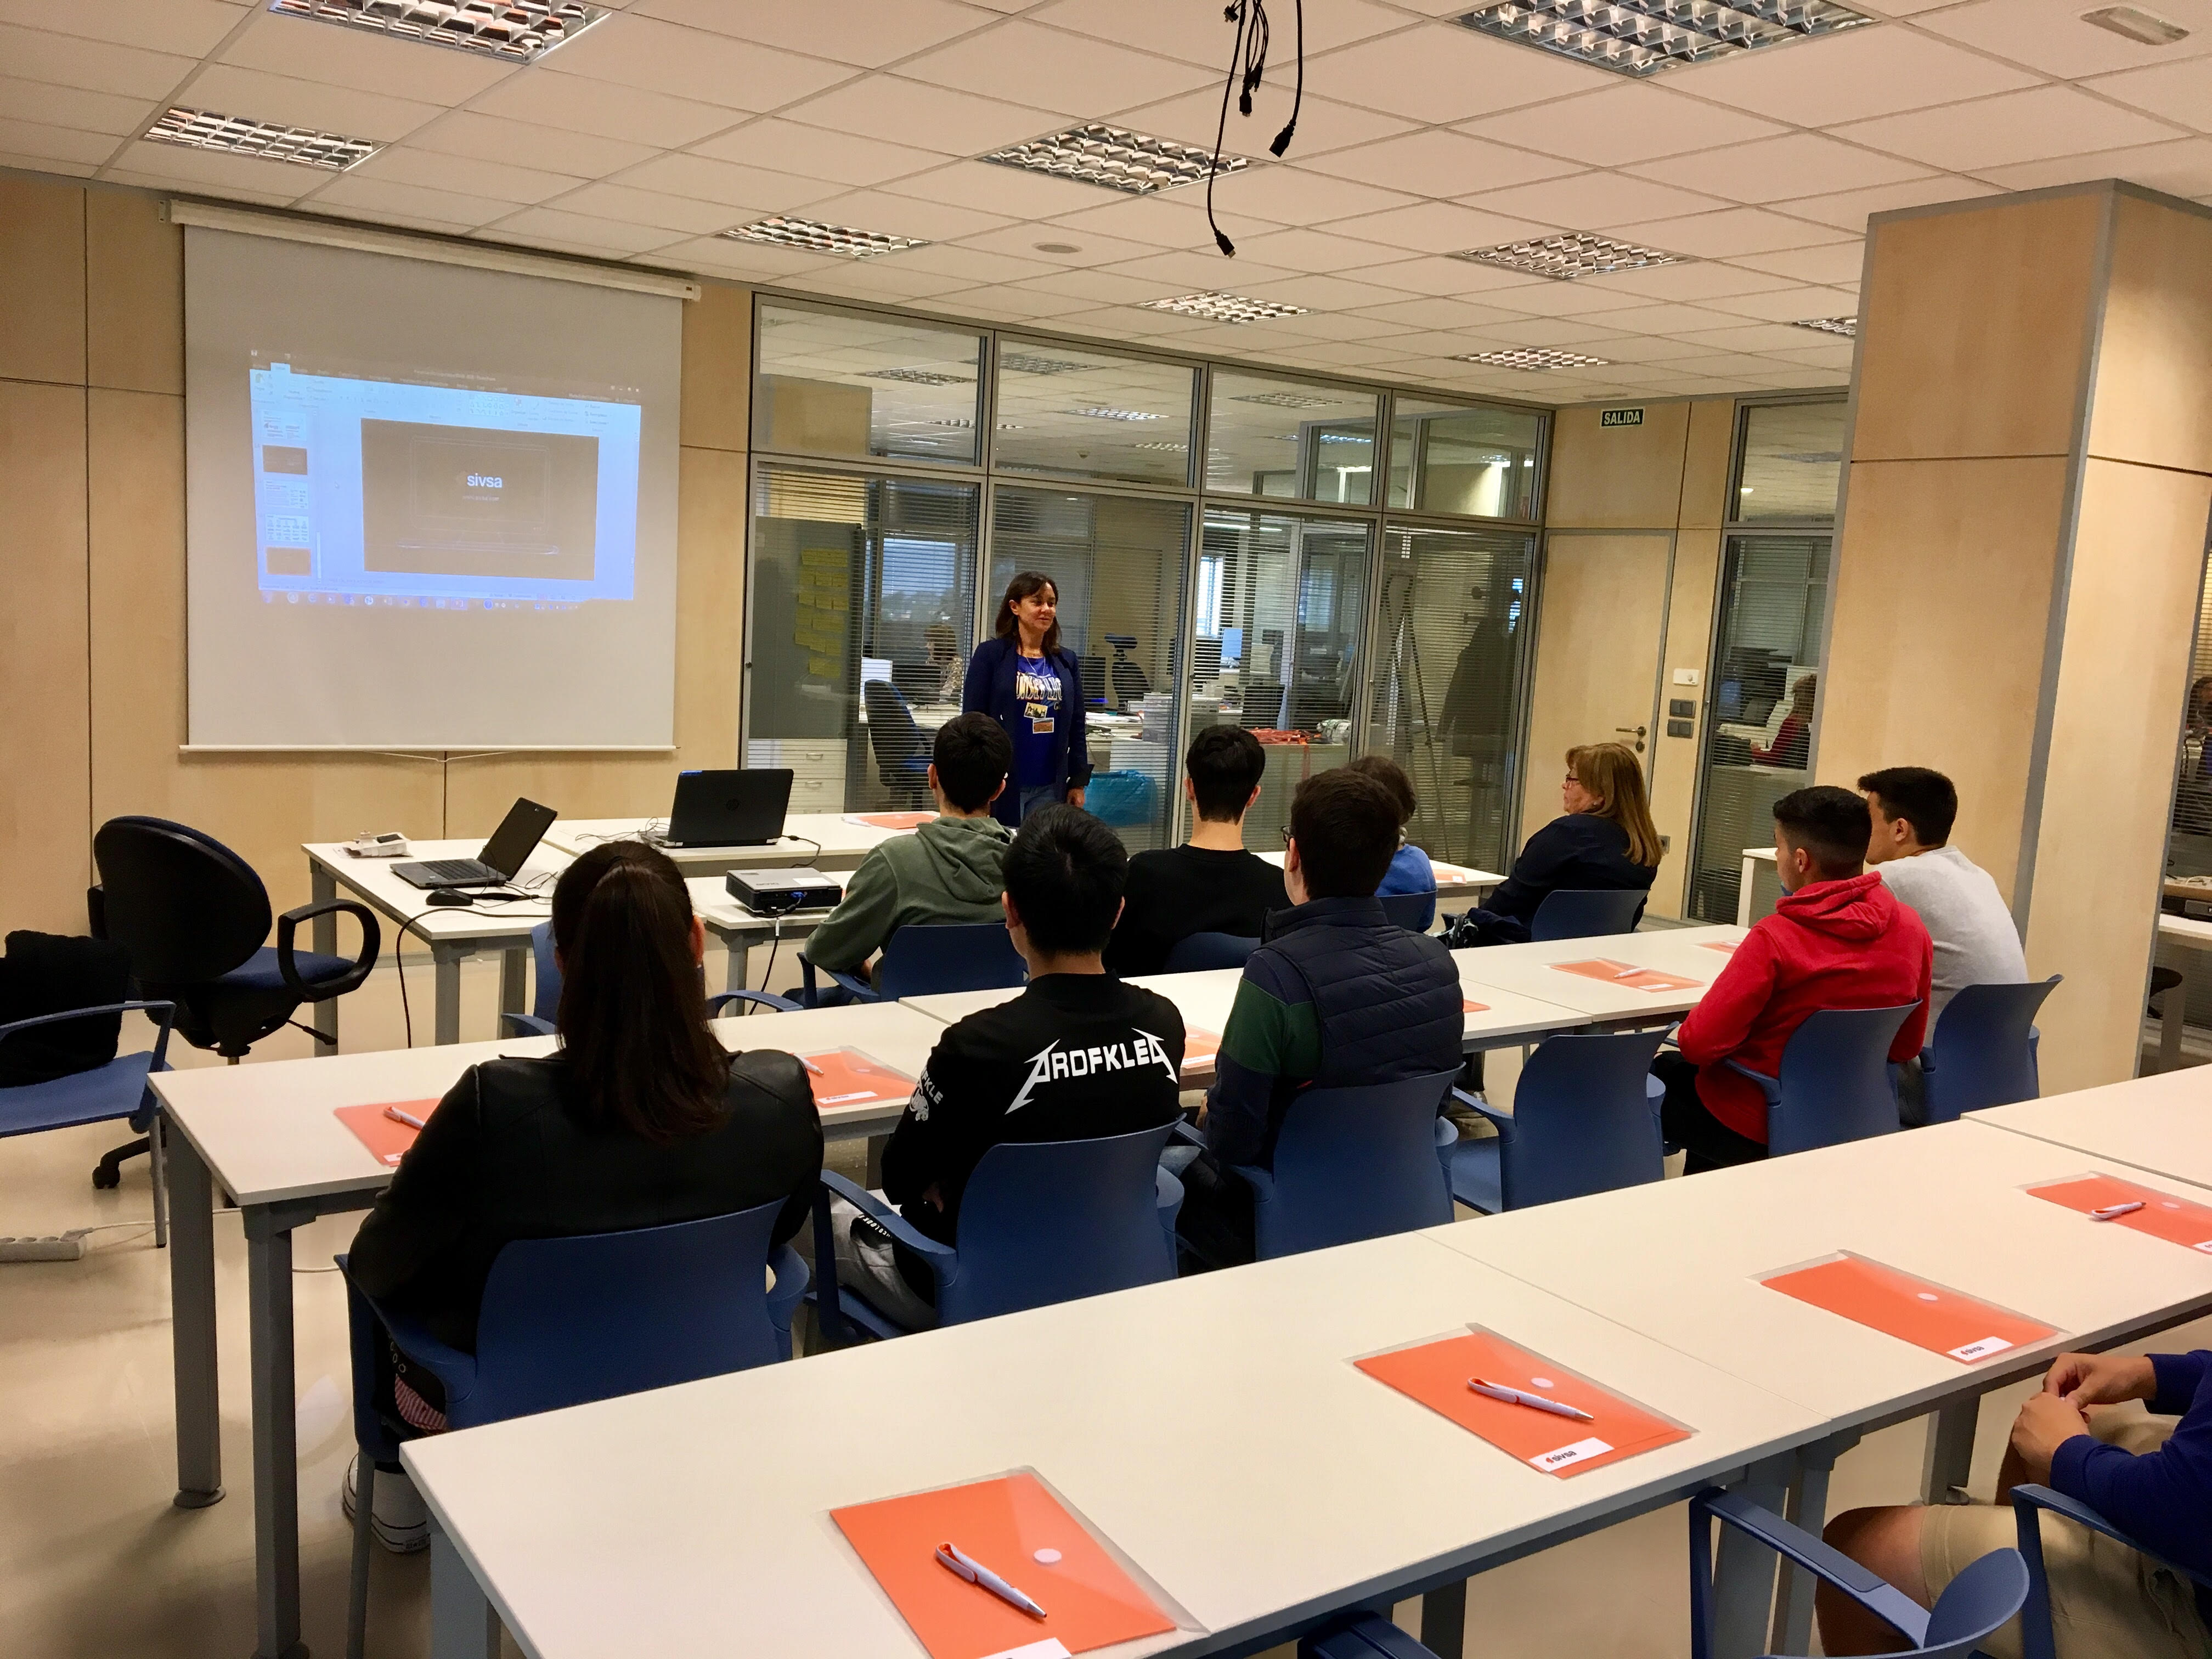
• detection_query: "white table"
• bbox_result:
[1451,924,1744,1026]
[1739,845,1777,928]
[544,811,922,876]
[407,1229,1823,1659]
[1967,1064,2212,1188]
[1257,849,1508,899]
[307,840,569,1049]
[152,1002,947,1659]
[686,877,838,995]
[2155,913,2212,1072]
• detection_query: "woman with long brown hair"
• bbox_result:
[962,569,1091,827]
[1449,741,1664,946]
[342,840,820,1549]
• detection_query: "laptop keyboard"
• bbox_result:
[416,859,494,883]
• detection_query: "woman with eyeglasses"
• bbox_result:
[1447,741,1663,947]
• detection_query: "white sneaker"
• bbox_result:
[342,1453,429,1554]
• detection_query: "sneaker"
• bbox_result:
[341,1453,428,1554]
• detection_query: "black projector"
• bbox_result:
[725,867,842,915]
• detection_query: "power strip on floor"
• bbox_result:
[0,1231,91,1262]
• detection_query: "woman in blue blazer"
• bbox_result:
[963,571,1090,828]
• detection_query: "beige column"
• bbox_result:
[1818,181,2212,1093]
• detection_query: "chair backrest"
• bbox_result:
[1918,1549,2033,1658]
[1768,1003,1916,1156]
[1377,890,1436,933]
[1255,1070,1458,1258]
[1530,888,1645,942]
[92,816,270,984]
[862,680,924,782]
[529,920,560,1022]
[1240,682,1286,728]
[1164,931,1259,973]
[1505,1030,1667,1209]
[945,1122,1179,1323]
[466,1199,786,1424]
[874,922,1028,1000]
[1923,977,2061,1122]
[1110,658,1150,709]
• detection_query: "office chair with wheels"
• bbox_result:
[862,680,932,807]
[340,1201,806,1659]
[1529,888,1646,941]
[1239,683,1287,729]
[1917,976,2061,1122]
[799,921,1025,1007]
[1163,932,1259,973]
[500,920,796,1038]
[1448,1030,1667,1214]
[1725,1003,1917,1156]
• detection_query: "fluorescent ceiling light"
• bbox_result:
[982,123,1248,195]
[267,0,606,63]
[2081,5,2189,44]
[1454,230,1685,279]
[1454,0,1875,76]
[1233,391,1340,408]
[1791,315,1858,336]
[1453,348,1613,370]
[144,106,379,170]
[723,216,928,258]
[1141,291,1309,323]
[932,419,1026,429]
[1065,407,1164,421]
[861,368,973,386]
[998,353,1092,375]
[1132,441,1190,451]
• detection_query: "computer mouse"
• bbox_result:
[425,890,475,907]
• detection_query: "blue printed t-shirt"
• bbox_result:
[1013,654,1064,787]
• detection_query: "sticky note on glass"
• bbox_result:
[1761,1253,2057,1363]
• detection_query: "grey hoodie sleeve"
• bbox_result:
[798,846,901,974]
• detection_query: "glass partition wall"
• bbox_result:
[744,295,1550,857]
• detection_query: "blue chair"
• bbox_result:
[862,680,932,806]
[2010,1484,2212,1659]
[1301,1612,1441,1658]
[1726,1003,1917,1157]
[1530,888,1646,941]
[1379,890,1438,933]
[0,1001,176,1243]
[1689,1486,2027,1659]
[501,920,796,1037]
[800,921,1025,1006]
[1447,1030,1666,1214]
[809,1122,1182,1341]
[340,1201,806,1657]
[1163,931,1260,973]
[1085,768,1158,829]
[1206,1070,1460,1261]
[1919,977,2061,1124]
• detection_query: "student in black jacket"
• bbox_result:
[1451,741,1663,946]
[344,840,821,1550]
[836,804,1186,1327]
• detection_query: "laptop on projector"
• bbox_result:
[393,798,557,890]
[656,769,793,849]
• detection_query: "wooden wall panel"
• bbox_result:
[1818,456,2067,902]
[2024,460,2212,1093]
[86,189,183,397]
[1647,528,1720,918]
[2090,194,2212,477]
[674,443,749,769]
[1542,401,1691,529]
[1852,193,2101,464]
[0,379,91,932]
[1677,399,1737,530]
[679,280,751,454]
[0,177,86,387]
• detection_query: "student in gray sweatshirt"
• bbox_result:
[802,715,1014,990]
[1859,766,2029,1019]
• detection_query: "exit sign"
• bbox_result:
[1600,407,1644,427]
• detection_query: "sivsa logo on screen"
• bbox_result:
[463,473,504,489]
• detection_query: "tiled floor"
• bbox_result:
[2,959,2205,1658]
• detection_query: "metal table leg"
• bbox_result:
[246,1200,316,1659]
[170,1131,223,1508]
[1771,1431,1857,1656]
[311,863,339,1057]
[1419,1578,1466,1657]
[1922,1397,1978,1506]
[434,946,465,1046]
[498,946,527,1031]
[1711,1453,1792,1659]
[430,1517,500,1659]
[2161,946,2194,1072]
[725,930,751,994]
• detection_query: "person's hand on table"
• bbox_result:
[1066,787,1085,810]
[2011,1391,2090,1485]
[2044,1350,2157,1409]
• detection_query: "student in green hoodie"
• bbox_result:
[801,714,1015,991]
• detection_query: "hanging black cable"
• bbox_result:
[1206,0,1307,257]
[1270,0,1304,157]
[1206,1,1252,258]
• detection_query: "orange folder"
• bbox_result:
[334,1099,442,1167]
[1701,941,1738,955]
[1178,1029,1220,1074]
[1357,1330,1690,1479]
[847,811,938,831]
[1762,1254,2058,1363]
[803,1049,916,1111]
[1461,998,1492,1015]
[832,1471,1176,1659]
[2027,1174,2212,1253]
[1550,958,1702,994]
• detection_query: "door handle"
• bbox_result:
[1616,724,1647,753]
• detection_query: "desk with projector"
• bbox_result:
[542,811,919,876]
[152,1002,947,1659]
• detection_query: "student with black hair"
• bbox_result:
[1654,785,1932,1173]
[843,805,1186,1326]
[802,713,1015,989]
[1104,724,1289,977]
[1859,765,2027,1019]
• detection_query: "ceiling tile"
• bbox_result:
[1345,253,1554,298]
[1300,128,1579,195]
[1570,261,1797,301]
[0,117,117,166]
[1574,332,1718,362]
[178,63,444,142]
[0,0,243,58]
[466,67,739,149]
[1044,189,1282,246]
[619,150,843,211]
[0,74,157,137]
[1696,284,1860,324]
[1464,171,1733,232]
[1628,132,1937,205]
[653,235,843,281]
[1017,266,1183,304]
[1115,86,1417,156]
[1033,0,1410,66]
[2087,58,2212,134]
[1726,239,1869,284]
[1319,199,1553,254]
[765,258,975,301]
[1206,163,1421,224]
[548,180,747,233]
[892,19,1215,114]
[1606,206,1850,258]
[884,158,1117,219]
[939,281,1100,318]
[1265,311,1424,342]
[351,144,581,205]
[1973,136,2212,197]
[1833,85,2186,172]
[308,173,521,229]
[953,222,1163,266]
[0,22,195,100]
[1663,27,2038,127]
[1464,316,1630,348]
[478,205,686,255]
[1102,247,1302,288]
[104,163,295,202]
[221,10,514,104]
[691,118,941,187]
[1350,295,1531,331]
[1919,0,2212,78]
[408,111,659,179]
[539,13,851,110]
[1673,320,1835,353]
[1309,24,1615,125]
[1224,227,1408,272]
[1771,173,1998,230]
[778,76,1065,155]
[2,149,95,176]
[1479,279,1663,317]
[1457,82,1787,167]
[106,137,319,197]
[1240,270,1432,311]
[885,242,1065,284]
[803,186,1018,241]
[631,0,997,67]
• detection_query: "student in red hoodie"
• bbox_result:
[1654,785,1932,1172]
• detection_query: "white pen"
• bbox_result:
[1609,962,1647,980]
[799,1057,826,1077]
[935,1542,1047,1619]
[2091,1200,2146,1221]
[1468,1377,1596,1422]
[383,1106,426,1130]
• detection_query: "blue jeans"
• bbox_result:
[1017,783,1063,822]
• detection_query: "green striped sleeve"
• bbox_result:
[1218,975,1322,1081]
